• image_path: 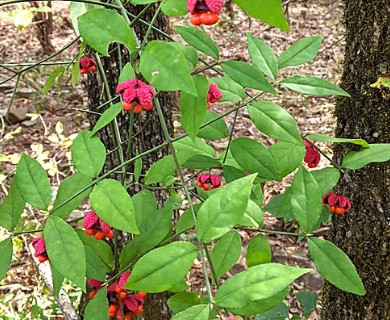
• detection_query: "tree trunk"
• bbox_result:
[321,1,390,319]
[86,4,175,320]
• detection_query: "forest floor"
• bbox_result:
[0,1,345,319]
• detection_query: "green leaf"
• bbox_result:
[290,167,322,233]
[180,75,209,140]
[71,130,106,178]
[215,263,311,308]
[307,237,365,295]
[174,137,215,159]
[118,62,135,83]
[76,230,114,269]
[238,199,263,228]
[171,304,210,320]
[210,77,245,101]
[162,0,188,17]
[278,36,322,69]
[0,179,25,230]
[125,242,198,292]
[78,9,136,56]
[131,0,160,4]
[255,301,289,320]
[232,0,289,31]
[280,76,350,97]
[44,216,86,292]
[248,101,302,144]
[84,287,109,320]
[230,137,280,181]
[85,246,110,281]
[119,207,172,268]
[134,150,142,183]
[43,67,65,95]
[133,189,157,226]
[342,144,390,169]
[181,155,220,169]
[176,204,201,234]
[311,167,340,195]
[168,292,201,313]
[246,234,271,267]
[197,174,257,243]
[144,155,176,185]
[91,103,122,136]
[247,33,278,79]
[90,179,139,234]
[269,141,306,178]
[174,26,219,60]
[0,238,13,281]
[229,287,289,317]
[69,2,87,35]
[221,61,276,94]
[210,230,241,279]
[140,40,196,95]
[198,111,228,140]
[15,154,51,210]
[263,187,293,221]
[169,42,199,68]
[50,262,64,297]
[71,60,81,87]
[52,172,92,219]
[306,133,369,147]
[296,291,318,318]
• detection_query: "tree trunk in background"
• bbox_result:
[87,4,175,320]
[321,1,390,319]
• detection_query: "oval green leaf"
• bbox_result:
[221,61,276,94]
[280,76,350,96]
[210,230,241,279]
[311,167,340,195]
[90,179,139,234]
[307,237,365,295]
[139,40,196,95]
[118,62,135,83]
[269,141,306,178]
[171,304,210,320]
[210,77,245,101]
[44,216,86,292]
[278,36,322,69]
[342,144,390,169]
[78,8,136,56]
[247,33,278,79]
[215,263,311,308]
[198,111,228,140]
[180,75,209,140]
[174,26,219,60]
[15,154,51,210]
[0,179,25,230]
[290,166,322,233]
[248,101,302,144]
[84,287,109,320]
[246,234,271,267]
[162,0,188,17]
[144,155,176,185]
[306,133,369,147]
[168,292,201,313]
[230,137,280,181]
[91,103,122,136]
[233,0,289,31]
[52,172,92,218]
[197,174,257,243]
[124,242,198,292]
[71,130,106,178]
[0,238,13,281]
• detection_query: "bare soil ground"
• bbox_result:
[0,1,345,319]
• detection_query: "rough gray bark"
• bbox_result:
[86,4,175,320]
[321,1,390,319]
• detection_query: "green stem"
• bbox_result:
[222,108,239,164]
[203,244,219,288]
[239,227,308,237]
[138,2,163,51]
[94,53,126,180]
[5,74,21,118]
[154,97,214,306]
[121,111,134,185]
